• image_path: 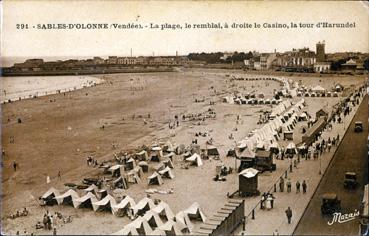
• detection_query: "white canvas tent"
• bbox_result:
[132,197,156,216]
[158,166,175,179]
[143,210,164,229]
[185,153,203,166]
[84,184,98,194]
[111,195,136,216]
[183,202,207,222]
[152,201,175,221]
[158,220,182,236]
[109,164,125,177]
[285,142,298,154]
[148,172,164,185]
[147,228,166,235]
[122,216,153,235]
[113,176,128,189]
[112,225,139,236]
[41,187,61,205]
[311,85,326,93]
[54,189,79,205]
[73,192,98,209]
[136,150,148,161]
[175,211,194,232]
[92,194,117,212]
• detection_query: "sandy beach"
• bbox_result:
[1,68,365,235]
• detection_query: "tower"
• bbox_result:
[316,41,326,62]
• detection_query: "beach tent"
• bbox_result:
[84,184,98,194]
[152,201,175,221]
[185,153,203,166]
[73,192,98,209]
[163,141,175,153]
[148,172,164,185]
[112,225,139,236]
[183,202,207,222]
[158,166,175,179]
[136,150,149,161]
[113,176,128,189]
[109,164,125,177]
[54,189,79,206]
[175,211,194,232]
[132,197,156,216]
[125,216,153,235]
[127,170,141,184]
[238,147,256,159]
[150,146,163,162]
[92,194,117,212]
[41,187,61,205]
[126,158,136,170]
[285,142,298,155]
[138,161,149,173]
[143,210,164,229]
[147,228,166,236]
[158,220,182,236]
[311,85,326,93]
[163,158,174,169]
[206,145,220,156]
[111,195,136,216]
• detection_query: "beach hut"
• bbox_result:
[239,168,259,197]
[158,220,182,236]
[148,172,164,185]
[136,150,148,161]
[83,184,98,195]
[126,158,136,170]
[109,164,125,177]
[113,176,128,189]
[123,216,153,235]
[175,211,194,232]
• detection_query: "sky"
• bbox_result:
[1,0,368,62]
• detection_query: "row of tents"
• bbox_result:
[235,99,305,153]
[112,202,207,235]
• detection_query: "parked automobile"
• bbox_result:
[321,193,341,215]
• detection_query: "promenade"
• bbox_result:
[234,91,365,235]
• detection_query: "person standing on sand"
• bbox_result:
[58,171,61,181]
[285,207,292,224]
[13,160,17,172]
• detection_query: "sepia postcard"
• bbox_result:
[1,1,369,235]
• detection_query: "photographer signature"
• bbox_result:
[328,209,360,225]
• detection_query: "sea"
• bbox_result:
[0,75,104,103]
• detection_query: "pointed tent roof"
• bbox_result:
[41,187,60,200]
[73,192,98,208]
[54,189,79,204]
[175,211,194,231]
[92,194,117,211]
[143,210,164,228]
[84,184,98,193]
[185,153,203,166]
[147,228,166,235]
[112,225,139,235]
[148,172,164,185]
[152,201,175,221]
[158,166,175,179]
[239,168,259,178]
[238,148,256,159]
[183,202,207,223]
[111,195,136,215]
[132,197,156,215]
[158,220,182,236]
[125,216,153,235]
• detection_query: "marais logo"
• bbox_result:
[327,209,360,225]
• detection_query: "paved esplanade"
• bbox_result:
[294,95,368,235]
[232,91,366,235]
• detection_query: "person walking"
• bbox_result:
[296,180,301,193]
[273,229,279,236]
[13,160,18,172]
[302,180,307,193]
[279,177,284,192]
[286,179,291,193]
[57,171,61,181]
[285,207,293,224]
